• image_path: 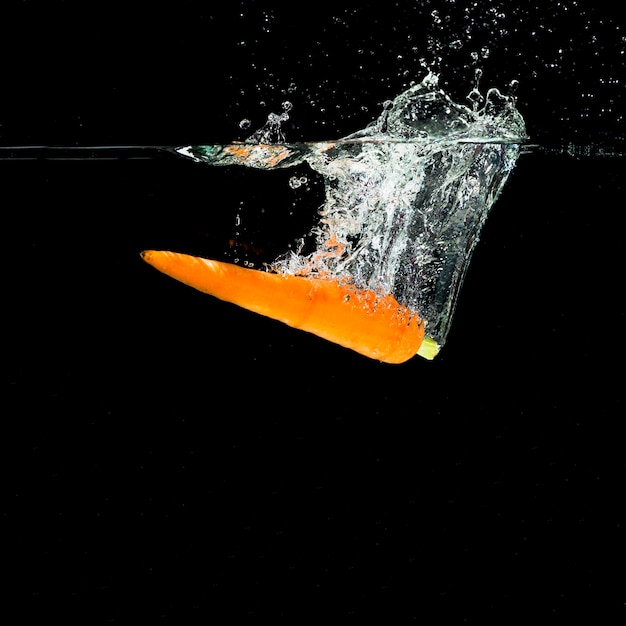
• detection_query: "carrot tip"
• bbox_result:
[416,336,439,360]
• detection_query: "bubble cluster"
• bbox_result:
[288,176,308,189]
[243,101,294,143]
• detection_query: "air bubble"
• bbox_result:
[289,176,308,189]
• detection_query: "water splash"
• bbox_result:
[243,101,293,144]
[176,72,526,351]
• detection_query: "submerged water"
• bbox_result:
[176,73,526,348]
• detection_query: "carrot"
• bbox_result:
[222,144,293,168]
[141,250,432,363]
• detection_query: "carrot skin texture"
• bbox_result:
[141,250,424,364]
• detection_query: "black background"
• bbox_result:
[3,1,625,623]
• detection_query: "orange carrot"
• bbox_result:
[141,250,426,364]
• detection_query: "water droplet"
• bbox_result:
[467,89,483,111]
[239,118,251,130]
[466,68,484,111]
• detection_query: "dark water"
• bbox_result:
[3,1,624,623]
